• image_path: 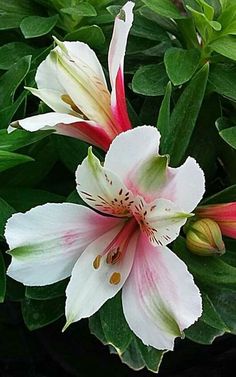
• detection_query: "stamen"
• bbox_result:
[106,247,121,265]
[109,272,121,285]
[93,255,102,269]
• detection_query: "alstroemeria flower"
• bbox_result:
[196,202,236,238]
[9,2,134,151]
[5,126,205,350]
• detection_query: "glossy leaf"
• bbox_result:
[210,36,236,61]
[20,15,58,38]
[99,293,132,353]
[202,184,236,204]
[142,0,186,19]
[174,237,236,290]
[0,42,38,70]
[0,253,6,303]
[21,297,65,330]
[65,25,105,49]
[157,81,172,137]
[0,197,15,237]
[209,63,236,101]
[132,63,169,96]
[26,280,68,301]
[0,129,53,152]
[0,188,64,212]
[164,48,201,85]
[0,56,31,108]
[161,64,209,165]
[185,319,225,344]
[61,3,97,17]
[0,150,33,173]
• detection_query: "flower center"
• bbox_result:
[92,218,138,285]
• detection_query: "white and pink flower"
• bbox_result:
[5,126,205,350]
[9,2,134,151]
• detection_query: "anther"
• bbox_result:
[109,272,121,285]
[93,255,102,269]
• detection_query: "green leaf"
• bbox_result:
[160,64,209,165]
[0,139,57,186]
[164,48,201,85]
[201,283,236,333]
[26,280,68,301]
[99,293,132,353]
[210,35,236,61]
[0,253,6,303]
[21,297,65,330]
[0,129,53,152]
[202,184,236,204]
[142,0,186,19]
[65,25,105,49]
[89,293,165,372]
[0,14,26,30]
[218,126,236,149]
[0,188,64,212]
[131,14,169,41]
[157,82,172,136]
[173,237,236,290]
[0,150,33,173]
[0,55,31,108]
[55,135,89,173]
[0,197,15,237]
[208,63,236,100]
[61,3,97,16]
[201,293,228,330]
[0,42,39,70]
[20,15,58,38]
[185,319,224,344]
[132,63,169,96]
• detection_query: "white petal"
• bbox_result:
[104,126,161,184]
[132,197,190,247]
[122,234,202,350]
[27,87,71,114]
[35,51,65,93]
[108,1,134,91]
[11,112,80,132]
[62,41,107,88]
[76,148,134,216]
[64,225,138,327]
[160,157,205,212]
[55,48,113,130]
[5,203,120,286]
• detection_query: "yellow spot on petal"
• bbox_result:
[109,272,121,285]
[93,255,102,269]
[61,94,80,113]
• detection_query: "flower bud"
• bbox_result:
[196,202,236,239]
[186,218,225,256]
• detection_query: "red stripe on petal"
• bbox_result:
[56,121,112,151]
[111,67,132,133]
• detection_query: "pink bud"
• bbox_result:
[196,202,236,239]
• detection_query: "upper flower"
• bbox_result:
[9,2,134,151]
[5,126,205,351]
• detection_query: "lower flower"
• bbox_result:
[5,126,205,351]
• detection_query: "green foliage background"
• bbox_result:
[0,0,236,374]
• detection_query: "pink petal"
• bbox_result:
[122,234,202,350]
[108,2,134,132]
